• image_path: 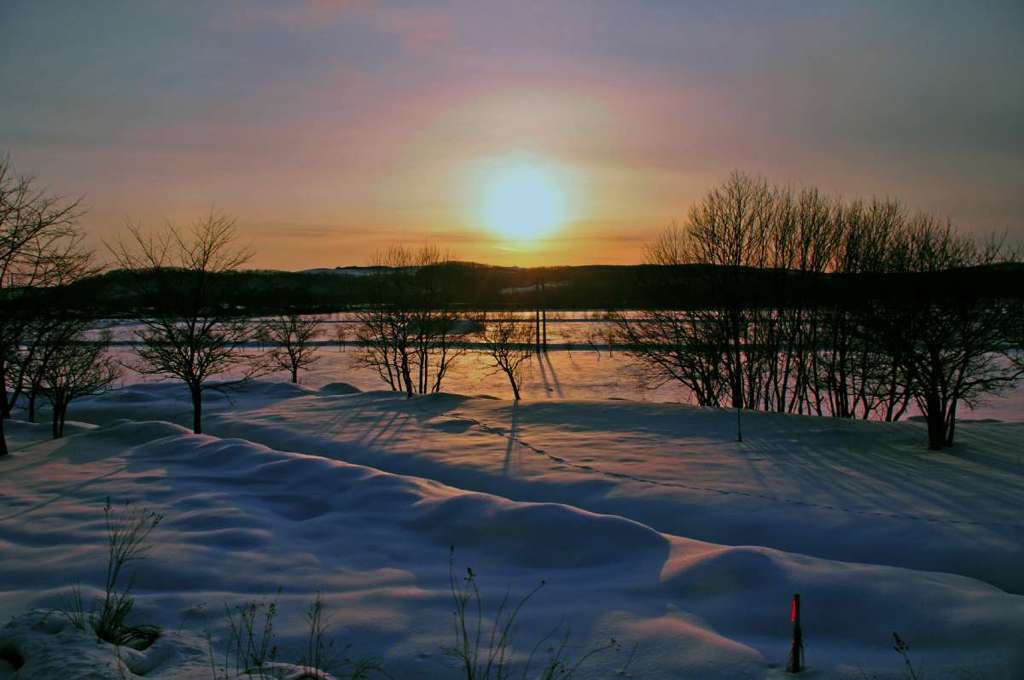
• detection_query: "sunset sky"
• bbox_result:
[2,1,1022,269]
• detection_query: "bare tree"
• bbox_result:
[613,174,778,443]
[0,154,87,456]
[610,230,728,409]
[353,246,418,395]
[802,197,908,421]
[259,313,323,383]
[13,318,88,423]
[41,330,118,438]
[7,244,99,424]
[108,213,256,434]
[683,172,776,420]
[353,245,466,397]
[480,311,534,401]
[873,221,1022,449]
[412,250,467,394]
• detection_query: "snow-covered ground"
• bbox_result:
[105,343,1024,423]
[2,379,1023,679]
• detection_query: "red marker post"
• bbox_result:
[787,593,804,673]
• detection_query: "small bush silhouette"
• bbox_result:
[444,547,620,680]
[61,498,163,649]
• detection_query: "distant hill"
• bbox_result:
[299,266,389,277]
[40,261,1024,317]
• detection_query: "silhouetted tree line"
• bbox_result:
[613,173,1023,450]
[48,257,1022,318]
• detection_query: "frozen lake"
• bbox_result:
[96,316,1024,423]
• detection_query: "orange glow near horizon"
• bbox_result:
[5,4,1021,271]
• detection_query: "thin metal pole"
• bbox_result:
[535,280,541,352]
[541,278,547,350]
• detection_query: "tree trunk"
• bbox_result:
[1,357,23,420]
[291,366,298,383]
[508,372,521,401]
[27,390,36,424]
[0,412,7,456]
[190,385,203,434]
[0,358,10,420]
[945,399,958,447]
[925,398,945,451]
[52,400,65,439]
[400,350,414,398]
[418,346,427,394]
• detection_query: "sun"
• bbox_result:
[481,163,567,241]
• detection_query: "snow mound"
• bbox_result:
[0,611,341,680]
[221,380,315,400]
[0,419,96,451]
[319,382,361,395]
[85,379,314,406]
[426,417,476,433]
[90,419,194,446]
[409,495,669,568]
[0,610,205,679]
[98,388,169,404]
[121,429,665,570]
[88,382,197,404]
[660,543,1024,651]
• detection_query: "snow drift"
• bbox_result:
[3,399,1024,678]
